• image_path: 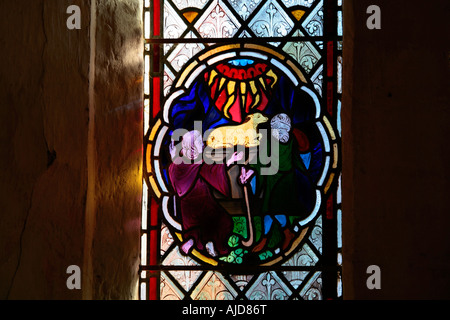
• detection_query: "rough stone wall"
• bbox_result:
[90,0,143,300]
[342,0,450,299]
[0,0,90,299]
[0,0,143,299]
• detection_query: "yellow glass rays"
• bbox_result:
[205,66,278,120]
[174,44,305,123]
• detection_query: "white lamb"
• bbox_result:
[206,113,269,149]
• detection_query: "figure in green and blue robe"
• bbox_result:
[243,113,312,252]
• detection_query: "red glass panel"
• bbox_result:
[152,77,161,118]
[326,192,334,220]
[327,41,334,77]
[148,276,158,300]
[149,229,158,265]
[327,81,334,116]
[150,198,159,227]
[152,0,160,37]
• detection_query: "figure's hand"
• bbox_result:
[227,151,244,166]
[240,167,254,184]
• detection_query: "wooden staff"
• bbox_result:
[239,157,255,247]
[241,184,254,247]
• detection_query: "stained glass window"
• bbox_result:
[140,0,343,300]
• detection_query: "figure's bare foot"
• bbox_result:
[181,239,194,254]
[206,241,217,257]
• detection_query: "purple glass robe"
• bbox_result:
[168,162,233,255]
